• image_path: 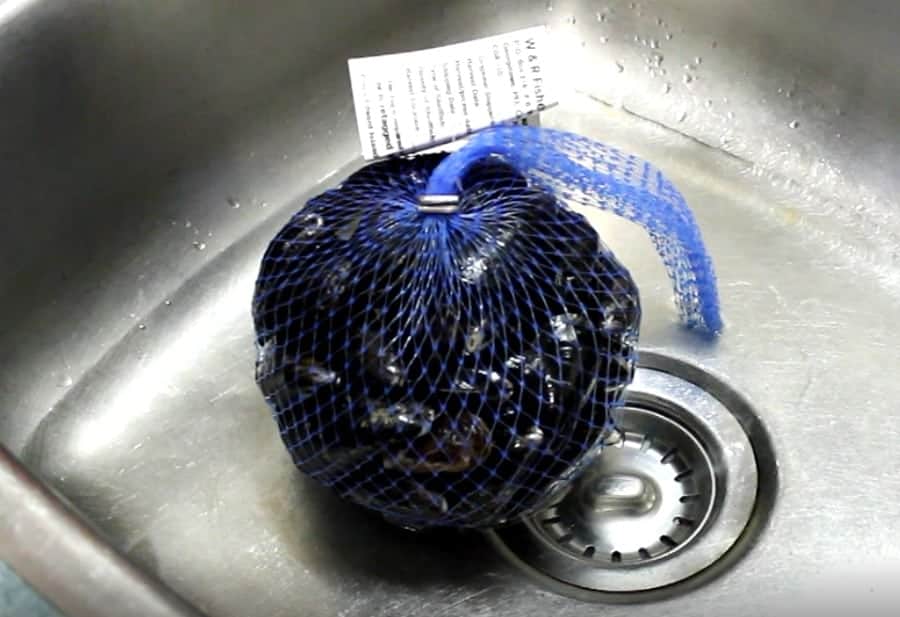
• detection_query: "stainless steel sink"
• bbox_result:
[3,1,900,615]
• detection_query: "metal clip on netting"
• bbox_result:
[424,126,722,333]
[253,125,720,530]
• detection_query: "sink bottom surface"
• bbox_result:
[22,95,900,616]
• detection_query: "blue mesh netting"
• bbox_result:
[424,126,721,332]
[253,126,720,529]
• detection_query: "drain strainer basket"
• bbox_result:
[538,405,716,565]
[488,353,774,600]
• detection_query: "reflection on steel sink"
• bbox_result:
[2,1,900,616]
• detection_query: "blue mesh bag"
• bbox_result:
[253,125,720,529]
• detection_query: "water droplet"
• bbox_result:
[514,425,545,450]
[373,351,405,386]
[336,215,362,241]
[650,39,660,49]
[633,34,641,43]
[259,201,269,208]
[835,132,842,139]
[207,231,213,238]
[567,15,576,24]
[321,261,352,304]
[777,87,784,94]
[614,61,625,73]
[629,1,636,8]
[727,111,735,120]
[546,0,553,11]
[460,254,488,284]
[256,338,280,387]
[58,375,74,388]
[299,212,324,237]
[682,73,693,84]
[551,313,581,342]
[227,197,240,209]
[596,11,606,22]
[599,35,609,44]
[678,110,688,122]
[295,358,338,386]
[786,89,794,99]
[789,120,800,129]
[720,135,731,146]
[128,313,136,319]
[705,99,713,108]
[192,241,207,251]
[184,220,192,228]
[164,299,172,306]
[464,323,488,354]
[665,32,673,40]
[137,323,147,331]
[657,17,664,26]
[662,82,671,94]
[694,56,702,64]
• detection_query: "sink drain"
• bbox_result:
[539,405,716,566]
[488,352,775,601]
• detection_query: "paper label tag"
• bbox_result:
[348,26,557,160]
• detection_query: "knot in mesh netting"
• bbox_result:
[253,126,720,528]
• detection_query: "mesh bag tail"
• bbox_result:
[425,126,721,333]
[253,126,720,528]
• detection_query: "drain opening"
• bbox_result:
[535,405,715,567]
[488,353,775,600]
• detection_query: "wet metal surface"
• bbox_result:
[2,1,900,615]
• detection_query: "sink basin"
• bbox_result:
[3,1,900,615]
